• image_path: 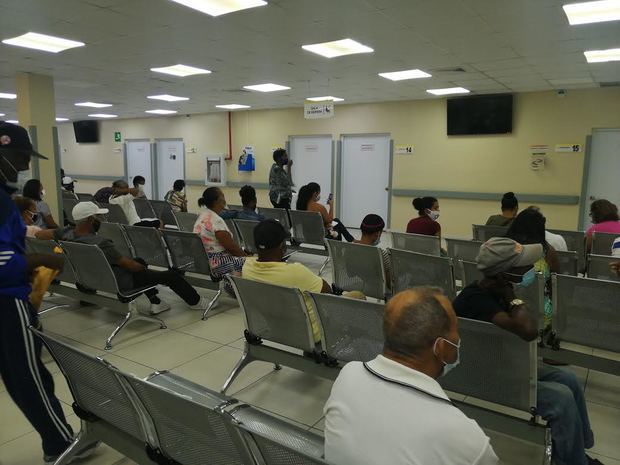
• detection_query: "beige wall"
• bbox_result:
[59,87,620,238]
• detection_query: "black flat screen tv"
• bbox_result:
[73,120,99,143]
[447,94,513,135]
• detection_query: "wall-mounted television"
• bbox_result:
[73,120,99,143]
[447,94,513,135]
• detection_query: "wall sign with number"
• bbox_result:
[395,145,414,155]
[555,144,581,153]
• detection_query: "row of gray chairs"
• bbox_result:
[33,327,330,465]
[224,276,551,460]
[26,237,167,350]
[63,198,128,225]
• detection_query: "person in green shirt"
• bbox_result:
[485,192,518,227]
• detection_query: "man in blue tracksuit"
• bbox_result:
[0,122,96,463]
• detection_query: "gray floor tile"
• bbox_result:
[176,311,245,344]
[586,370,620,409]
[588,401,620,460]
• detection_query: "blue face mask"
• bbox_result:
[515,268,536,288]
[434,337,461,377]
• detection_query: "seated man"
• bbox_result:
[109,180,159,227]
[57,202,208,314]
[353,213,391,288]
[452,237,599,465]
[324,287,498,465]
[236,185,266,221]
[242,219,331,343]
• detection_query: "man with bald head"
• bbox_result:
[324,287,498,465]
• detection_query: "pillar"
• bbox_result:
[16,73,61,223]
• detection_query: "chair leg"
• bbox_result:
[318,257,330,276]
[202,289,222,321]
[542,427,552,465]
[53,421,96,465]
[38,304,70,315]
[221,347,253,393]
[105,311,132,350]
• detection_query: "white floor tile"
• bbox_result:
[176,311,245,345]
[69,319,169,353]
[486,430,545,465]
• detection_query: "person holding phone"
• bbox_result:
[268,148,293,209]
[296,182,354,242]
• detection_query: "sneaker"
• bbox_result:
[44,440,100,464]
[147,300,171,315]
[189,296,209,311]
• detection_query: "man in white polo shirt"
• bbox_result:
[109,179,160,227]
[324,287,498,465]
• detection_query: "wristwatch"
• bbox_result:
[509,298,525,309]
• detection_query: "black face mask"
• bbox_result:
[92,218,102,233]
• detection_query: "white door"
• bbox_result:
[156,139,185,200]
[582,129,620,229]
[126,140,153,199]
[290,135,333,207]
[340,134,391,228]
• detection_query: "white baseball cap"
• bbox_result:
[72,202,108,222]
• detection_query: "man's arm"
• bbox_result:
[492,305,538,342]
[320,279,332,293]
[113,186,140,197]
[117,256,146,272]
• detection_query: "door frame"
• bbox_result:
[287,134,335,203]
[578,128,620,230]
[123,138,154,197]
[337,133,393,228]
[153,138,185,200]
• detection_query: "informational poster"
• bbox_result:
[206,156,226,185]
[238,145,255,171]
[304,102,334,119]
[529,144,548,171]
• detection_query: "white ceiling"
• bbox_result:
[0,0,618,121]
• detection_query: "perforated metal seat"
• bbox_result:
[174,211,198,232]
[133,198,157,219]
[391,232,441,256]
[76,193,94,201]
[556,250,578,276]
[587,254,620,282]
[233,219,260,254]
[150,200,178,228]
[309,292,384,364]
[592,231,618,256]
[445,238,483,280]
[259,207,292,230]
[225,218,243,246]
[548,229,585,271]
[99,203,129,224]
[123,225,170,268]
[62,190,78,200]
[459,260,484,287]
[25,238,77,284]
[63,198,79,224]
[98,222,133,258]
[289,210,327,247]
[326,240,387,300]
[472,224,508,242]
[389,249,456,298]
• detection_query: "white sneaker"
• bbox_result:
[189,297,209,311]
[148,301,171,314]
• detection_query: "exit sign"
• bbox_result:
[114,131,121,142]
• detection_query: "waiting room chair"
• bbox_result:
[99,203,129,225]
[445,238,483,280]
[391,231,441,256]
[174,211,198,232]
[76,192,94,201]
[389,249,456,299]
[555,250,578,276]
[548,229,585,271]
[289,210,330,274]
[472,224,508,242]
[225,218,243,246]
[587,254,620,282]
[459,260,484,287]
[259,206,292,230]
[63,198,79,224]
[133,198,157,219]
[150,199,178,229]
[62,190,78,200]
[233,219,260,254]
[97,222,134,258]
[591,231,618,256]
[123,225,170,269]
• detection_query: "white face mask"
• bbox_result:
[433,337,461,377]
[40,189,46,197]
[1,156,30,191]
[427,209,440,221]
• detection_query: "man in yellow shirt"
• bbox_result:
[242,219,332,342]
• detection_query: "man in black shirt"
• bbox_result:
[453,237,599,465]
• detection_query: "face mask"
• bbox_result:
[427,210,440,221]
[281,157,288,165]
[434,337,461,377]
[92,218,102,233]
[515,268,536,288]
[40,189,46,197]
[1,156,30,191]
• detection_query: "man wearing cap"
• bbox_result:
[242,219,332,343]
[0,122,98,462]
[452,237,599,465]
[55,201,209,314]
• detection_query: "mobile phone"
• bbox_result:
[328,193,333,202]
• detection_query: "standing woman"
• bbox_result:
[296,182,354,242]
[269,148,293,209]
[194,187,249,279]
[406,196,441,237]
[22,179,58,230]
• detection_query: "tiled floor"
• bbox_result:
[1,250,619,465]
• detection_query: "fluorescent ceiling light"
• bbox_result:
[0,93,17,99]
[0,113,5,117]
[88,113,117,118]
[2,32,84,53]
[306,96,344,102]
[145,109,178,115]
[426,87,470,95]
[150,64,211,77]
[548,77,594,85]
[169,0,267,17]
[215,104,251,109]
[301,38,373,58]
[147,94,189,101]
[243,83,290,92]
[563,0,620,25]
[584,47,620,62]
[75,101,112,108]
[55,117,69,122]
[5,120,18,124]
[379,69,432,81]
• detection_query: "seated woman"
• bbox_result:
[13,196,55,239]
[194,187,249,279]
[586,199,620,253]
[406,196,441,237]
[353,214,392,289]
[486,192,518,226]
[164,179,188,213]
[507,206,559,331]
[296,182,354,242]
[23,179,59,230]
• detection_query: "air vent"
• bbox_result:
[600,81,620,87]
[433,67,467,73]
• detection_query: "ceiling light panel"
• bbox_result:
[0,93,17,99]
[243,83,290,92]
[169,0,267,17]
[301,38,374,58]
[584,48,620,62]
[306,96,344,102]
[215,104,251,109]
[150,64,211,77]
[88,114,117,118]
[145,109,178,114]
[5,120,18,124]
[2,32,84,53]
[147,94,190,101]
[379,69,432,81]
[426,87,470,95]
[0,113,5,117]
[55,117,69,122]
[75,101,112,108]
[563,0,620,25]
